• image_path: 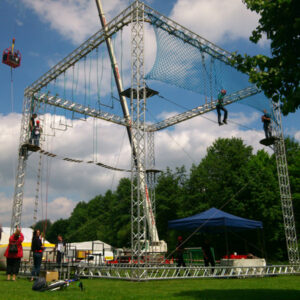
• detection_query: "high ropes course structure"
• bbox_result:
[11,0,299,280]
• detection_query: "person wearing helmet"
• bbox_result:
[216,89,228,126]
[33,120,42,147]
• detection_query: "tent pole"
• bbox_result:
[225,226,229,257]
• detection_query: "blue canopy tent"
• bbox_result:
[168,207,264,258]
[168,207,263,232]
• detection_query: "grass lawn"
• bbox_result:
[0,272,299,300]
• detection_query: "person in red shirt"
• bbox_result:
[4,227,24,281]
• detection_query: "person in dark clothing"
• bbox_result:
[31,229,43,281]
[176,236,186,267]
[33,120,42,147]
[262,109,272,139]
[202,239,215,270]
[216,89,228,126]
[4,227,24,281]
[29,113,37,144]
[55,235,65,264]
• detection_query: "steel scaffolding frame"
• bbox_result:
[74,264,300,280]
[130,1,148,265]
[11,0,298,271]
[272,104,299,264]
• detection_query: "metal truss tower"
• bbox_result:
[10,96,33,232]
[272,104,299,264]
[130,1,148,262]
[10,0,298,269]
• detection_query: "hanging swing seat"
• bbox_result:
[2,49,21,68]
[260,136,278,146]
[21,143,40,152]
[120,87,158,99]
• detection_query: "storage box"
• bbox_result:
[40,271,59,282]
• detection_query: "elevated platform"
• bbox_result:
[21,143,40,152]
[146,168,162,174]
[120,87,158,99]
[260,137,278,146]
[19,262,299,280]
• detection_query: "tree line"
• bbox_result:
[34,137,299,261]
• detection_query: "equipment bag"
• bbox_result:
[32,277,48,291]
[9,242,18,253]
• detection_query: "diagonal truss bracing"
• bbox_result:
[34,93,129,127]
[24,0,235,99]
[24,3,136,97]
[148,85,261,131]
[143,4,233,64]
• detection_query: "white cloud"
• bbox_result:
[1,110,296,227]
[21,0,131,45]
[170,0,260,44]
[295,131,300,142]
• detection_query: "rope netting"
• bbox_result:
[146,26,274,117]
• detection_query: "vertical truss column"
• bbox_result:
[272,104,299,264]
[131,1,147,265]
[10,96,33,233]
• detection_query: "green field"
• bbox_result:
[1,272,299,300]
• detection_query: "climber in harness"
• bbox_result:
[216,89,227,126]
[261,109,272,139]
[33,120,42,147]
[29,113,37,145]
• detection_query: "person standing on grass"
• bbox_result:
[202,238,215,270]
[4,227,24,281]
[31,229,44,281]
[55,235,65,264]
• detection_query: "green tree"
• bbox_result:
[46,218,69,243]
[32,219,52,238]
[187,138,253,213]
[231,0,300,114]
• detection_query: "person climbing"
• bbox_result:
[29,113,37,144]
[33,120,42,147]
[261,109,272,139]
[216,89,227,126]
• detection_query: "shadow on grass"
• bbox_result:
[174,289,300,300]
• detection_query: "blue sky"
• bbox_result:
[0,0,299,227]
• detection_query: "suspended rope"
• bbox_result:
[147,108,196,164]
[33,148,131,172]
[110,127,127,190]
[157,93,260,131]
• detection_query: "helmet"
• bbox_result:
[221,89,227,94]
[178,236,183,241]
[36,120,40,124]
